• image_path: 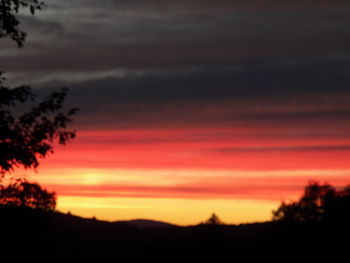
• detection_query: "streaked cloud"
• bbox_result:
[210,145,350,153]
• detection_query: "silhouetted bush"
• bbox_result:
[273,181,350,222]
[0,178,56,211]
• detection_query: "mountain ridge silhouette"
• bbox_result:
[114,218,177,228]
[0,205,348,262]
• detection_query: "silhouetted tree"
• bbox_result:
[0,0,44,47]
[0,177,56,211]
[202,213,224,225]
[273,181,350,222]
[0,0,78,176]
[0,80,78,176]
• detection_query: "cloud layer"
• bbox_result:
[1,0,349,131]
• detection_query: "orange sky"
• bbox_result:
[18,126,350,225]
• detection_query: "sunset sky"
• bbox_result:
[1,0,350,225]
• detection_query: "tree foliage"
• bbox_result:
[0,0,78,176]
[0,75,78,176]
[0,0,44,47]
[0,0,75,211]
[0,177,56,210]
[273,181,350,222]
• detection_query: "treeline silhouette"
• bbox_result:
[273,181,350,222]
[0,177,56,210]
[0,181,349,262]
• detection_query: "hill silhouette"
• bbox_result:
[114,219,176,229]
[0,205,348,262]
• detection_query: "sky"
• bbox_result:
[1,0,350,225]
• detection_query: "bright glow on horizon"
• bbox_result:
[56,196,278,225]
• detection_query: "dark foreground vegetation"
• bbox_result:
[0,205,348,262]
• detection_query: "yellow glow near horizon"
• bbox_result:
[25,167,350,225]
[57,196,278,226]
[80,173,105,185]
[32,167,350,184]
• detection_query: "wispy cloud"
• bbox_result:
[43,170,350,200]
[210,145,350,153]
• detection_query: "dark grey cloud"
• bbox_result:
[39,56,350,104]
[81,0,350,14]
[1,0,350,130]
[28,55,350,129]
[19,15,66,36]
[2,1,350,76]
